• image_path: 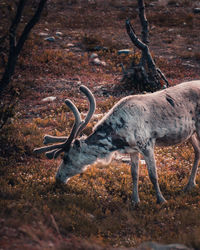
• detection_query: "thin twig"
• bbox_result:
[157,68,169,87]
[50,214,62,240]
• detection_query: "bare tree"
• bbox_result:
[0,0,47,96]
[122,0,169,92]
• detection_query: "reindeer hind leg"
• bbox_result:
[184,134,200,192]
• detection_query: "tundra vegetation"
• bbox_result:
[0,0,200,249]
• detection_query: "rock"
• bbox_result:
[93,58,106,66]
[193,8,200,14]
[118,49,133,55]
[90,53,106,66]
[115,155,146,164]
[93,58,101,65]
[44,36,55,42]
[87,213,95,220]
[149,2,155,7]
[136,241,192,250]
[167,1,179,7]
[73,47,82,52]
[100,60,106,66]
[94,46,108,51]
[90,53,98,59]
[182,61,195,68]
[72,76,81,81]
[39,32,49,36]
[42,96,56,102]
[66,43,75,47]
[55,31,63,36]
[115,154,130,163]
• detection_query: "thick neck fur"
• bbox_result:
[68,125,123,170]
[81,120,129,165]
[77,131,115,167]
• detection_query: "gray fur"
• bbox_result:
[56,80,200,205]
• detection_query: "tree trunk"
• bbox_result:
[122,0,169,92]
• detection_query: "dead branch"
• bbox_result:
[122,0,169,92]
[138,0,149,66]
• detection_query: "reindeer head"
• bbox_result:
[34,85,96,183]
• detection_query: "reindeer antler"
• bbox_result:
[34,85,96,159]
[76,85,96,137]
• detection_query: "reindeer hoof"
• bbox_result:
[183,183,197,192]
[131,200,140,209]
[156,197,167,204]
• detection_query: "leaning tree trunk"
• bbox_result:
[122,0,169,92]
[0,0,47,96]
[0,0,47,129]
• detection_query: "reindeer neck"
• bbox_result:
[83,132,113,162]
[84,121,129,160]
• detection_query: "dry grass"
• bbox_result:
[1,115,200,249]
[148,11,194,28]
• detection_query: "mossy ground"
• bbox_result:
[1,117,200,249]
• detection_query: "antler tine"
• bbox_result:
[76,85,96,137]
[43,135,68,145]
[33,143,63,154]
[45,148,62,159]
[34,99,82,158]
[34,85,95,159]
[61,99,82,151]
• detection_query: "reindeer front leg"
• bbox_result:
[130,152,140,206]
[142,145,166,204]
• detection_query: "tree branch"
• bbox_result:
[157,68,169,87]
[126,19,146,51]
[0,0,47,95]
[125,17,169,91]
[9,0,26,53]
[16,0,47,55]
[137,0,149,66]
[138,0,149,45]
[126,19,157,72]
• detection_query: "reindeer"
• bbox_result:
[34,81,200,205]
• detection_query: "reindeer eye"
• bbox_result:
[74,139,81,148]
